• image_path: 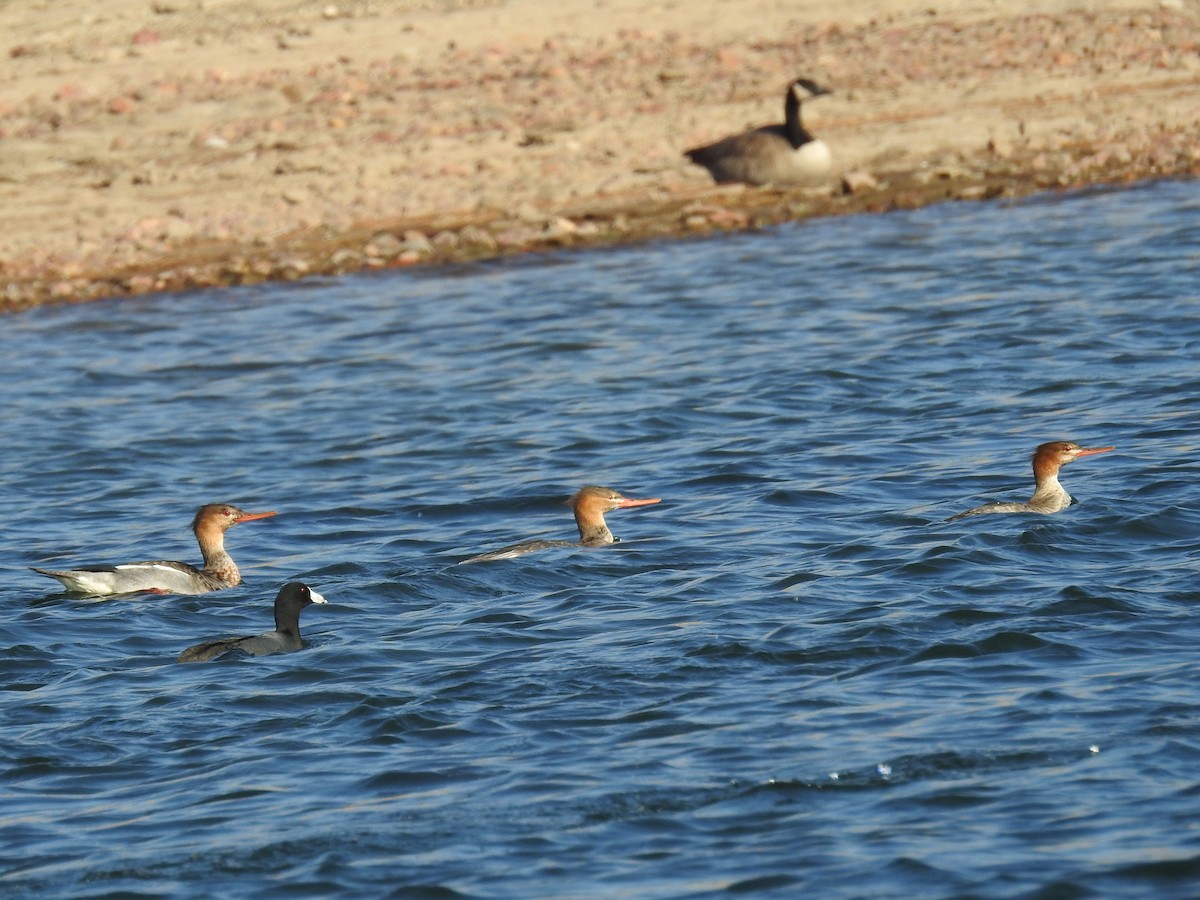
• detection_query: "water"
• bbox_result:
[2,180,1199,898]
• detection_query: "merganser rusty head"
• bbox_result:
[192,503,277,535]
[569,486,661,545]
[1031,441,1115,479]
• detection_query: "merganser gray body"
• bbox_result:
[461,485,661,563]
[948,441,1114,522]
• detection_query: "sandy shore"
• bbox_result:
[1,0,1197,310]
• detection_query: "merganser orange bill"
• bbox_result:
[461,485,661,563]
[947,441,1114,522]
[32,503,277,595]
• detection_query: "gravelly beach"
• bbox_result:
[1,0,1197,310]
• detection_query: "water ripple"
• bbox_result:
[2,181,1199,896]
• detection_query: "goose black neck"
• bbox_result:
[785,90,815,148]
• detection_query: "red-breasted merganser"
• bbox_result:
[461,485,662,563]
[177,582,326,663]
[947,441,1115,522]
[32,503,277,595]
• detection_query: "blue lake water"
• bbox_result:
[2,180,1199,897]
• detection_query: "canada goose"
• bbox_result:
[684,77,833,187]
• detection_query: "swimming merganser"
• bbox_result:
[947,441,1115,522]
[31,503,277,595]
[460,485,662,563]
[177,582,326,663]
[684,77,833,187]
